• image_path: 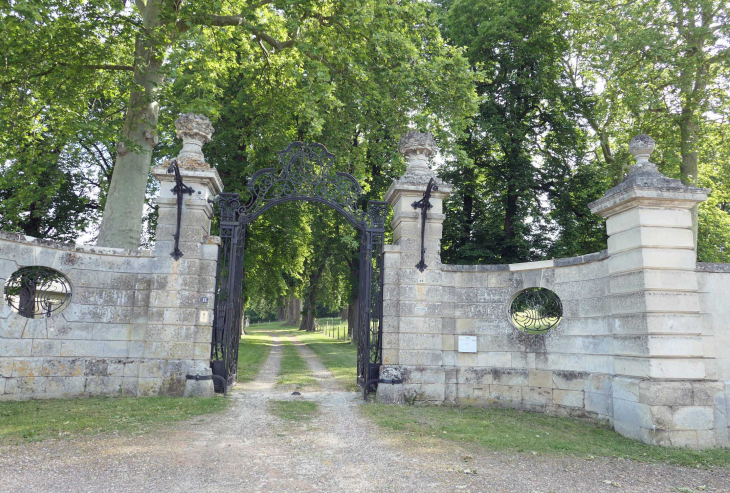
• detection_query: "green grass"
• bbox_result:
[291,329,358,391]
[237,325,274,382]
[361,403,730,468]
[256,322,358,391]
[268,400,318,422]
[276,336,318,389]
[247,321,358,391]
[0,396,228,443]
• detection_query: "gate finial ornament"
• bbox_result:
[175,113,214,167]
[628,134,658,174]
[399,131,437,173]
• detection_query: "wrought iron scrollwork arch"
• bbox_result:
[222,142,386,229]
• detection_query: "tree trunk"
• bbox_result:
[597,129,622,186]
[679,112,700,253]
[299,267,324,332]
[504,181,518,260]
[347,254,360,339]
[347,298,359,340]
[97,2,166,249]
[276,295,285,322]
[676,3,710,255]
[19,277,37,318]
[286,297,301,326]
[299,309,316,332]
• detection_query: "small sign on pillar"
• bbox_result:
[458,335,477,353]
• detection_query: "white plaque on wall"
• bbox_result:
[458,335,477,353]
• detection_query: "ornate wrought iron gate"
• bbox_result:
[211,142,388,395]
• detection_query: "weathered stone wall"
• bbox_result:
[0,114,222,400]
[698,264,730,381]
[0,231,218,399]
[378,132,730,449]
[380,250,615,421]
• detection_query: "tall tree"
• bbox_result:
[564,0,730,251]
[441,0,608,264]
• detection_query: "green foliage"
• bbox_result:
[1,0,476,249]
[440,0,608,264]
[0,1,129,240]
[175,0,478,312]
[2,0,728,301]
[276,337,318,389]
[440,0,729,264]
[236,326,274,383]
[562,0,730,259]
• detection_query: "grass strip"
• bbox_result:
[276,336,318,389]
[287,329,358,391]
[0,396,227,443]
[237,328,273,382]
[361,403,730,468]
[268,400,318,422]
[251,322,358,391]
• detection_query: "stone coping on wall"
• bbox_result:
[441,250,609,273]
[696,262,730,273]
[0,231,152,258]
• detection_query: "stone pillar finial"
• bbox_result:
[175,113,214,167]
[399,131,438,171]
[628,134,657,173]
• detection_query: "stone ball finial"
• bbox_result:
[629,134,655,165]
[399,131,438,159]
[174,113,214,167]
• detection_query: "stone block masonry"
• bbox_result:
[377,133,730,450]
[0,114,223,400]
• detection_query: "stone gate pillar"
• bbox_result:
[145,114,223,395]
[378,132,453,403]
[589,135,722,447]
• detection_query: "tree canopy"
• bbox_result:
[1,0,729,321]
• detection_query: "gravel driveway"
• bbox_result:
[0,333,727,493]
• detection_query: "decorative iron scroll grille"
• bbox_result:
[4,267,72,319]
[509,288,563,333]
[221,142,388,230]
[212,142,388,395]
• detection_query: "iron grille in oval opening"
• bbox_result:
[4,266,72,319]
[509,287,562,333]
